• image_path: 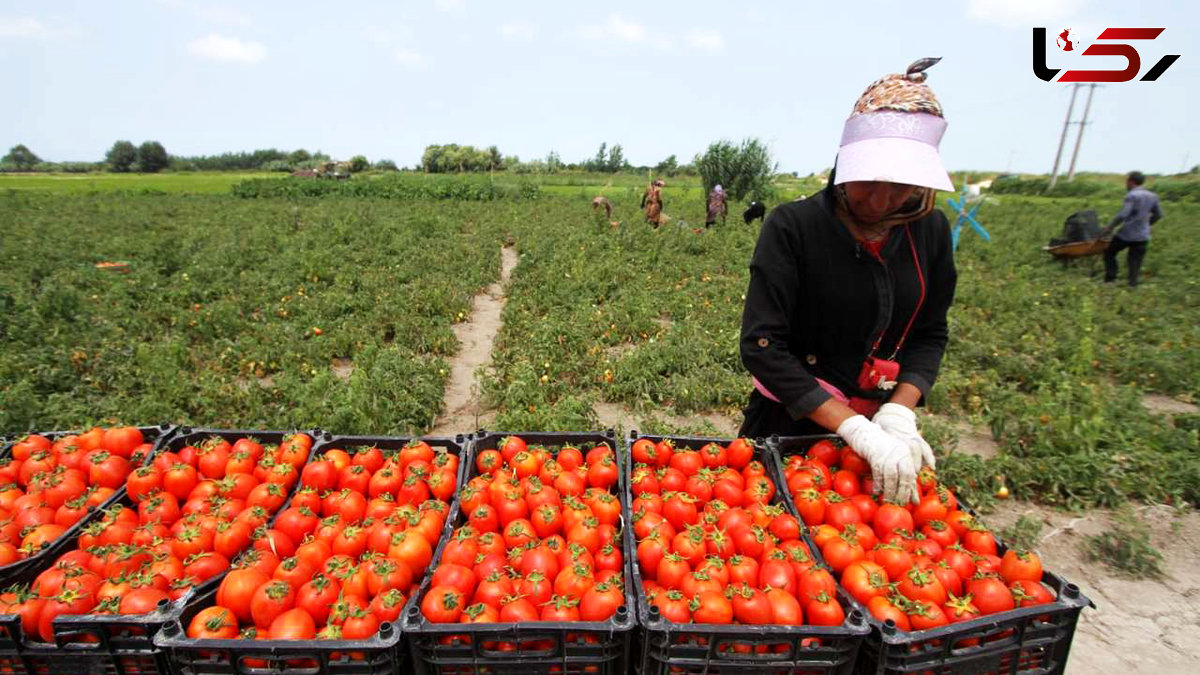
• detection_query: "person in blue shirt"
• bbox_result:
[1103,171,1163,287]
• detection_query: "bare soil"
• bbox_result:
[1141,393,1199,416]
[947,418,1002,459]
[428,246,518,435]
[981,501,1200,674]
[593,402,739,438]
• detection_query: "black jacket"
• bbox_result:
[738,188,957,437]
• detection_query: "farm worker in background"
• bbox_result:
[641,179,665,228]
[591,195,614,219]
[1101,171,1163,287]
[706,184,728,228]
[738,58,958,505]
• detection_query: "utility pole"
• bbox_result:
[1048,83,1080,191]
[1067,84,1098,181]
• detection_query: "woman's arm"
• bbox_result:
[741,208,833,420]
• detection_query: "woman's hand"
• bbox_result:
[836,415,920,504]
[872,402,936,472]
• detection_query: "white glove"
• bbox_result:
[837,415,920,505]
[873,402,936,472]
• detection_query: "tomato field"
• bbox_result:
[2,175,1197,510]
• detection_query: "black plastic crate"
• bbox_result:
[0,423,177,585]
[627,432,870,675]
[401,429,637,675]
[156,432,468,675]
[767,434,1094,675]
[157,585,404,675]
[0,427,316,675]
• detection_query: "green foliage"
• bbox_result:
[655,155,679,177]
[2,175,1198,513]
[106,141,138,173]
[421,144,504,173]
[0,192,501,434]
[374,159,399,172]
[136,141,169,173]
[989,174,1199,202]
[230,174,541,201]
[999,515,1044,551]
[348,155,370,173]
[694,138,776,202]
[583,142,629,173]
[2,144,40,171]
[1083,507,1165,578]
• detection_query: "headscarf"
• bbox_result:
[834,58,949,227]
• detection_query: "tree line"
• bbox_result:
[2,137,777,199]
[0,143,397,174]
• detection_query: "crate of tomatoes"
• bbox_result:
[402,430,636,675]
[0,424,176,583]
[628,433,870,675]
[769,434,1093,675]
[0,426,312,675]
[156,432,467,675]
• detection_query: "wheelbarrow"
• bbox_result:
[1044,237,1110,273]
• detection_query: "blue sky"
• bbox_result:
[2,0,1195,174]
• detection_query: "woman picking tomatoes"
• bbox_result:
[739,59,958,505]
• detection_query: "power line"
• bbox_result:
[1067,84,1099,181]
[1048,84,1080,190]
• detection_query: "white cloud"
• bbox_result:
[187,33,267,63]
[366,26,413,45]
[686,29,723,53]
[967,0,1089,28]
[575,15,722,54]
[499,20,535,41]
[0,16,82,39]
[578,14,646,43]
[608,14,647,42]
[435,0,465,13]
[394,47,429,70]
[153,0,251,27]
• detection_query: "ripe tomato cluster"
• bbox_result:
[782,439,1057,632]
[631,438,846,628]
[420,436,626,625]
[0,432,311,643]
[0,427,153,567]
[187,439,458,641]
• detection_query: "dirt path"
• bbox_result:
[428,246,518,436]
[981,501,1200,674]
[593,402,739,439]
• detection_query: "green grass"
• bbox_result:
[0,172,276,194]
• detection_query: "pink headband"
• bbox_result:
[840,111,946,149]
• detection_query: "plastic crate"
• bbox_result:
[766,435,1095,675]
[627,432,870,675]
[156,432,468,675]
[0,427,315,675]
[401,429,637,675]
[0,423,177,585]
[157,585,404,675]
